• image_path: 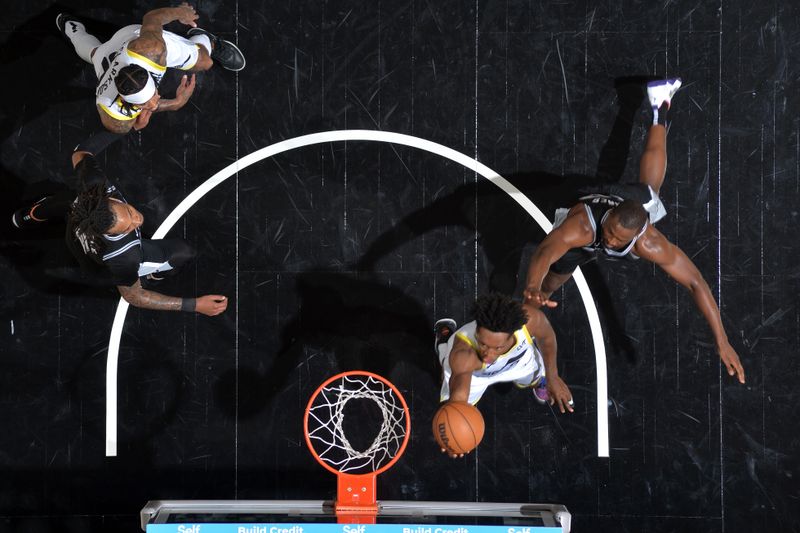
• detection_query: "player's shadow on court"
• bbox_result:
[0,4,131,141]
[0,4,138,226]
[213,271,437,418]
[0,166,125,303]
[354,77,654,363]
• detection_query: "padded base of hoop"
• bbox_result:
[336,473,378,523]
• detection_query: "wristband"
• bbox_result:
[181,298,196,312]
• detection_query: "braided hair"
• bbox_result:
[65,183,117,266]
[473,293,528,335]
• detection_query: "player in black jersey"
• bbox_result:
[65,149,228,315]
[11,135,228,316]
[523,78,745,384]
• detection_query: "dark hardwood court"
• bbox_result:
[1,2,797,532]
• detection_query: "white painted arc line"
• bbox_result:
[105,129,609,458]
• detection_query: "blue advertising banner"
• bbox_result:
[146,524,562,533]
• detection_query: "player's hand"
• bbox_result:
[718,340,745,384]
[440,447,467,459]
[175,2,199,27]
[133,109,153,130]
[523,287,558,308]
[175,74,196,106]
[546,375,574,413]
[196,295,228,316]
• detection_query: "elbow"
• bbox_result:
[117,287,140,307]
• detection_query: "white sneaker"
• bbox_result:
[647,78,682,109]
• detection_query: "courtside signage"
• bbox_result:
[146,525,562,533]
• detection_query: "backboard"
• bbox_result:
[140,499,571,532]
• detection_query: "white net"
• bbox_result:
[306,373,409,474]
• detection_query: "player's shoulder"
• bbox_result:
[126,34,166,64]
[554,203,594,243]
[521,303,547,326]
[449,336,482,372]
[634,224,671,257]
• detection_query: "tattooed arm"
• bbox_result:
[97,106,135,134]
[128,3,199,64]
[117,279,228,316]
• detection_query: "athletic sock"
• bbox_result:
[653,101,669,126]
[189,34,212,55]
[63,20,101,63]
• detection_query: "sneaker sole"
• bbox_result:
[433,318,457,351]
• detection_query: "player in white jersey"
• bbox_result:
[435,293,574,413]
[56,3,245,134]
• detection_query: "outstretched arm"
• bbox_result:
[446,338,479,403]
[523,304,573,413]
[524,206,593,307]
[635,227,745,383]
[131,73,194,130]
[439,338,480,458]
[140,2,198,33]
[117,280,228,316]
[130,3,199,64]
[154,74,196,113]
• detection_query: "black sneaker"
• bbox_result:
[11,199,49,229]
[433,318,457,353]
[187,27,246,71]
[56,13,85,38]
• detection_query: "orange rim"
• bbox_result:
[303,370,411,476]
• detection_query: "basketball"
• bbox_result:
[432,401,485,455]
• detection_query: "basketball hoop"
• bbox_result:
[304,371,411,524]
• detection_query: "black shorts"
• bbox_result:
[111,238,196,286]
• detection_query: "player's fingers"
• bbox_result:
[545,299,558,308]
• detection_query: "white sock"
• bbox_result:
[64,21,101,63]
[189,34,212,55]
